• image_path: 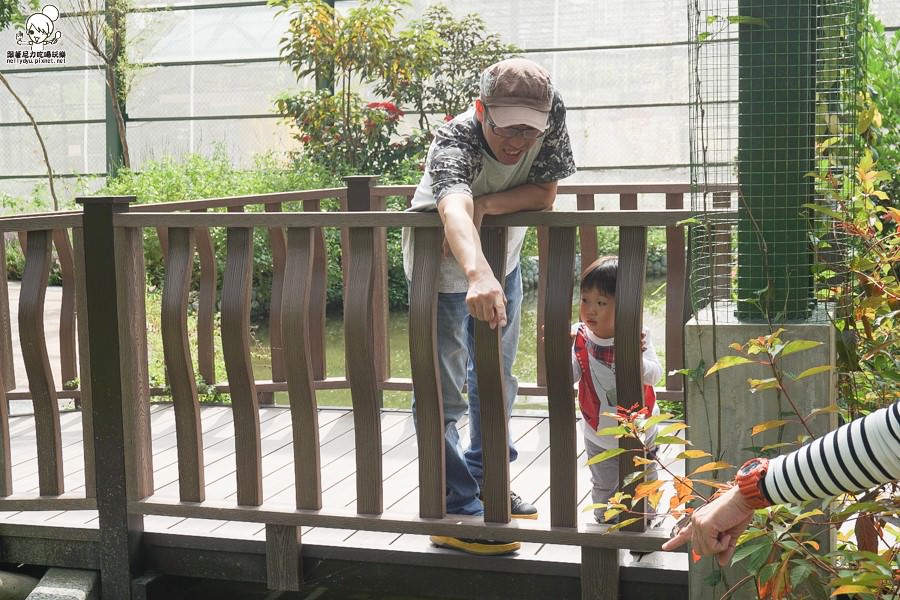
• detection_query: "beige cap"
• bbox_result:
[480,58,552,131]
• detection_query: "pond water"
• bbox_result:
[251,277,669,411]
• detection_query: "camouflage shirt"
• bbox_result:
[424,88,576,204]
[403,88,576,292]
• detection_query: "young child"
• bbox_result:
[571,256,663,523]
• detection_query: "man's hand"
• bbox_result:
[466,271,507,330]
[661,486,755,566]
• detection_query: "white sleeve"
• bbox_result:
[763,402,900,505]
[571,325,582,383]
[640,327,663,387]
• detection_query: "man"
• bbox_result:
[402,57,576,555]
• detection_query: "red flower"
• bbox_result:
[444,114,454,122]
[300,134,311,143]
[367,101,403,117]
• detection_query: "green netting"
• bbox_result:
[688,0,863,323]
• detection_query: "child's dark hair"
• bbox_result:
[580,256,617,296]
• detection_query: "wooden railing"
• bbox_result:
[0,183,725,599]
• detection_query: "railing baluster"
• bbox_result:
[474,226,510,524]
[345,176,389,390]
[536,225,548,388]
[193,211,217,386]
[409,227,444,519]
[72,227,96,498]
[283,227,321,510]
[546,226,577,528]
[162,227,205,502]
[345,223,383,514]
[304,199,328,381]
[222,226,263,506]
[265,203,288,405]
[665,192,686,394]
[19,229,63,495]
[0,235,13,391]
[615,225,649,532]
[116,224,155,501]
[577,193,597,268]
[0,316,10,495]
[52,229,77,394]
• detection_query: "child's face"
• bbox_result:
[579,287,616,338]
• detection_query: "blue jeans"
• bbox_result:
[411,266,523,515]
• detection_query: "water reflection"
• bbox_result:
[253,279,668,410]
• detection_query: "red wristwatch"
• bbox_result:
[735,457,772,509]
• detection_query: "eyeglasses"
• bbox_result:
[484,108,546,139]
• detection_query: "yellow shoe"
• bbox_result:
[429,535,521,556]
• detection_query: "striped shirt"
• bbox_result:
[763,401,900,504]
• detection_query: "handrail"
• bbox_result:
[114,209,709,228]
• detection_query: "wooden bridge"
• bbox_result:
[0,180,730,599]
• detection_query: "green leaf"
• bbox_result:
[758,562,779,586]
[793,365,832,380]
[801,203,844,221]
[789,560,814,588]
[706,355,755,376]
[747,377,780,392]
[596,425,629,436]
[657,422,688,437]
[586,447,627,465]
[696,31,711,43]
[751,419,789,436]
[677,449,711,460]
[778,339,823,358]
[730,539,771,566]
[653,435,690,445]
[606,517,641,532]
[641,413,672,430]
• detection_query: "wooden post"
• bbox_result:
[0,234,13,391]
[474,226,510,524]
[77,195,144,600]
[52,230,78,392]
[545,226,577,528]
[265,202,288,405]
[409,227,445,519]
[344,176,389,387]
[19,229,63,495]
[615,226,648,532]
[665,192,686,393]
[577,194,597,268]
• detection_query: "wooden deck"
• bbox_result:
[0,403,687,577]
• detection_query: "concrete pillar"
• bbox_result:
[685,306,837,600]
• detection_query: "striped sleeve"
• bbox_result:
[763,402,900,505]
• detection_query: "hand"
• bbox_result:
[661,486,755,566]
[640,331,648,353]
[466,272,507,330]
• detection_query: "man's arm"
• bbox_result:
[474,181,557,222]
[438,192,507,329]
[438,181,558,330]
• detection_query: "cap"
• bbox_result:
[479,58,552,132]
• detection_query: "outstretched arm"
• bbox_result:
[662,402,900,564]
[438,181,557,330]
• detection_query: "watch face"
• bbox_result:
[739,458,761,476]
